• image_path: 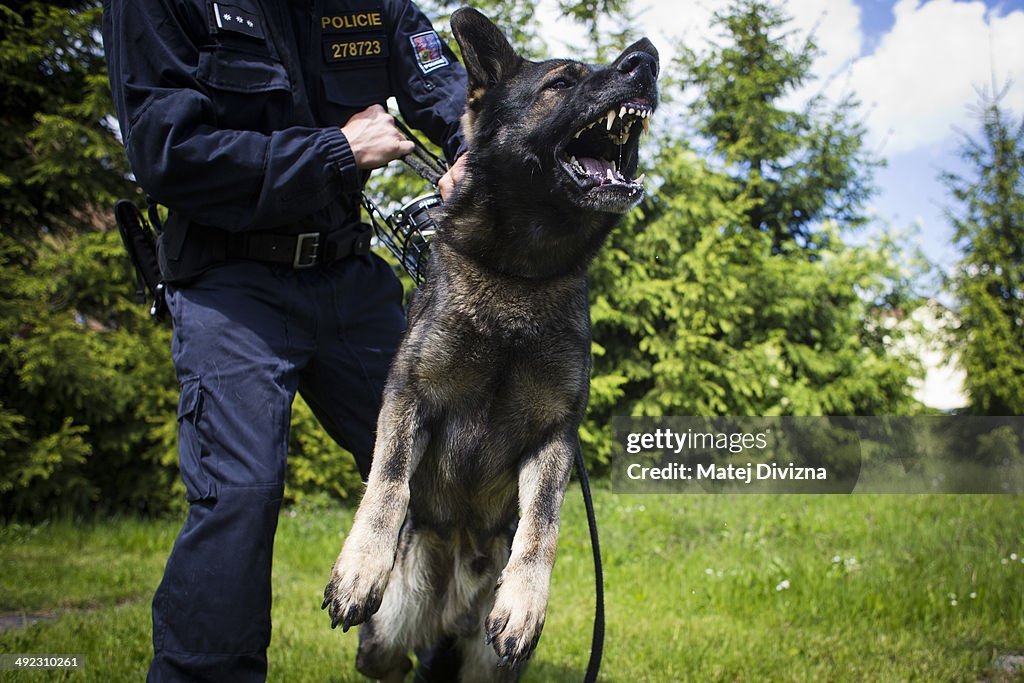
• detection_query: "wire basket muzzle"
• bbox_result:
[372,193,442,285]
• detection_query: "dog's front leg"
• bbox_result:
[486,429,576,669]
[324,391,427,631]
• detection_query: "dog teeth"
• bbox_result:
[636,173,646,184]
[606,168,615,181]
[585,106,653,141]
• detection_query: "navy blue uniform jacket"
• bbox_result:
[103,0,467,281]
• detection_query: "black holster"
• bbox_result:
[114,198,168,321]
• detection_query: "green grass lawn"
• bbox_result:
[1,489,1022,681]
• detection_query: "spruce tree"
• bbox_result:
[679,0,878,251]
[943,89,1024,415]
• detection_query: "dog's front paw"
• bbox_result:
[322,548,393,632]
[485,568,549,669]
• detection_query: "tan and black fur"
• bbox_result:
[323,8,658,682]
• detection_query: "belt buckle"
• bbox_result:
[293,232,320,268]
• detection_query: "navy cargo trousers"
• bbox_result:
[148,254,405,681]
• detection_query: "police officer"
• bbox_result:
[102,0,467,680]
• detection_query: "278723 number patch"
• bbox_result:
[323,36,388,63]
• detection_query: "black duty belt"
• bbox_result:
[226,227,372,268]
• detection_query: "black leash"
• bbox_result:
[574,448,605,683]
[394,118,448,185]
[385,122,605,683]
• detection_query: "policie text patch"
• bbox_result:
[409,30,448,74]
[211,2,264,40]
[321,10,385,33]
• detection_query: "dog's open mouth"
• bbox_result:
[560,99,652,196]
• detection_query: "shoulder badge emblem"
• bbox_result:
[410,30,448,74]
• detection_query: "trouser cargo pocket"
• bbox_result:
[176,375,216,501]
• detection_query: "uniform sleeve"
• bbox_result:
[102,0,361,232]
[386,1,468,162]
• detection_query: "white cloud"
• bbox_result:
[534,0,588,55]
[631,1,722,64]
[785,0,862,80]
[842,0,1024,155]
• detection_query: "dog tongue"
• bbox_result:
[579,156,616,183]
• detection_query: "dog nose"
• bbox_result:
[617,51,658,79]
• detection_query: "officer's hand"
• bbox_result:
[438,154,467,201]
[341,104,415,170]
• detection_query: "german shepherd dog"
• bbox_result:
[323,8,658,681]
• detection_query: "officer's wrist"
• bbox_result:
[321,127,362,193]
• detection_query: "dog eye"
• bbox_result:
[545,77,574,91]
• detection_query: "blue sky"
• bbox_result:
[540,0,1024,275]
[853,0,1024,270]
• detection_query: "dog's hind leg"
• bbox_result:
[356,618,412,682]
[324,392,429,631]
[457,631,521,683]
[485,429,576,669]
[357,530,447,681]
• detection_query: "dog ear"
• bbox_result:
[451,7,521,96]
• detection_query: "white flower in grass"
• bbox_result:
[1012,553,1019,561]
[831,555,842,563]
[705,568,714,575]
[970,592,977,599]
[775,579,790,591]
